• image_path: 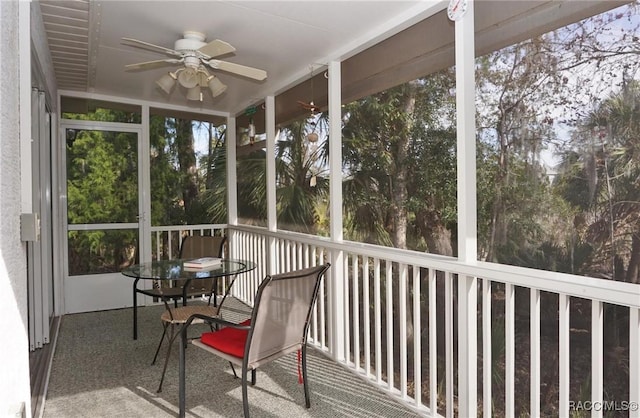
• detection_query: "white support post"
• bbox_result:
[226,115,238,258]
[265,95,277,275]
[328,60,345,362]
[455,1,477,416]
[140,105,152,263]
[226,116,238,227]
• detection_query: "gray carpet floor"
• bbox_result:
[43,299,422,418]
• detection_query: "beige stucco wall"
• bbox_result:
[0,0,32,416]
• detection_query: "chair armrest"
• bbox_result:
[180,313,251,339]
[185,312,251,329]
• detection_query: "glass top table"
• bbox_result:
[121,258,256,281]
[122,258,256,340]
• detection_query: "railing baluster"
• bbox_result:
[252,235,260,295]
[344,254,351,364]
[530,288,540,418]
[483,278,492,418]
[429,268,437,416]
[386,260,394,392]
[412,265,421,408]
[353,254,360,371]
[319,247,326,349]
[559,294,570,416]
[168,232,174,259]
[591,300,603,418]
[505,283,515,417]
[154,230,160,261]
[445,272,453,418]
[374,258,382,384]
[240,231,246,303]
[363,257,371,378]
[399,263,408,399]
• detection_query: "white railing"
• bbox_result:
[151,223,640,418]
[150,224,234,292]
[150,224,227,260]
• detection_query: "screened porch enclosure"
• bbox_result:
[35,1,640,417]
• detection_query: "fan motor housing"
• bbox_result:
[174,31,206,52]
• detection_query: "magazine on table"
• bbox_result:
[183,257,223,269]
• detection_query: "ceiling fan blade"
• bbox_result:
[121,37,182,58]
[125,58,183,71]
[207,59,267,81]
[198,39,236,58]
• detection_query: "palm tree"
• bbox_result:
[583,79,640,284]
[275,118,329,234]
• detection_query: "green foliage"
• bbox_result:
[236,149,268,223]
[149,115,228,226]
[65,120,139,273]
[341,71,458,252]
[275,119,329,234]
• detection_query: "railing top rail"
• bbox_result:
[151,224,228,233]
[228,224,640,308]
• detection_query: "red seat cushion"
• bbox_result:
[200,320,251,358]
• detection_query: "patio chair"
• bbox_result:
[132,235,226,340]
[151,263,241,393]
[178,263,331,418]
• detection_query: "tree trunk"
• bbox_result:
[626,232,640,284]
[175,118,198,216]
[391,89,415,250]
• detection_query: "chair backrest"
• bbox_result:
[177,235,227,292]
[244,263,330,368]
[179,235,226,259]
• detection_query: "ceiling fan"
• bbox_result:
[122,31,267,101]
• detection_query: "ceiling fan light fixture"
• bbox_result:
[207,75,227,97]
[156,72,177,95]
[177,67,199,88]
[186,86,202,101]
[124,32,266,102]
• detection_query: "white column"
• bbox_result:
[265,96,277,274]
[455,0,478,416]
[226,115,238,259]
[140,105,152,263]
[226,116,238,226]
[328,60,345,361]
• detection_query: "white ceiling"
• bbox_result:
[38,0,435,116]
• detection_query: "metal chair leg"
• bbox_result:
[151,323,168,365]
[302,345,311,408]
[230,362,238,379]
[133,279,140,340]
[157,324,178,393]
[179,326,187,418]
[242,366,250,418]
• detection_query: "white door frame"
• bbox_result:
[59,119,148,314]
